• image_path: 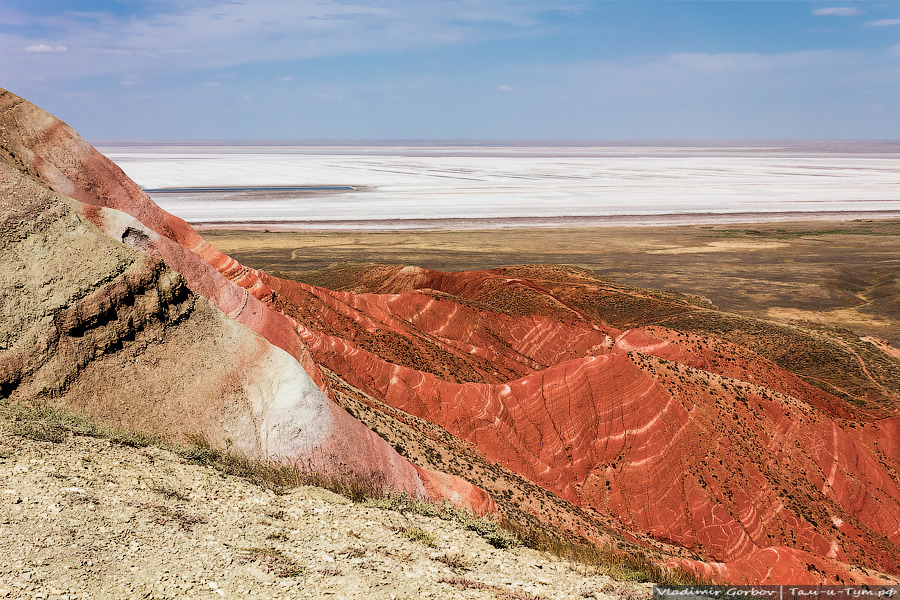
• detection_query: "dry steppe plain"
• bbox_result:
[203,218,900,347]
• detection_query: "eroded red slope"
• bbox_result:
[257,267,900,583]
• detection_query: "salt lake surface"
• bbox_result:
[100,143,900,229]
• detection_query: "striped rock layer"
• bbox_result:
[257,264,900,584]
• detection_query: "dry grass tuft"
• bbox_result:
[495,590,547,600]
[237,547,305,578]
[341,547,366,559]
[368,492,519,549]
[0,400,157,447]
[501,519,699,585]
[107,430,155,448]
[438,576,489,591]
[148,482,190,502]
[178,436,522,553]
[438,577,548,599]
[127,501,207,531]
[180,432,389,500]
[436,552,469,571]
[8,420,69,443]
[394,525,438,548]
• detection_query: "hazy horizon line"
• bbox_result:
[94,139,900,147]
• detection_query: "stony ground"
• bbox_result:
[0,429,650,600]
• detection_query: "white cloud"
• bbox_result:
[543,47,886,104]
[498,85,513,92]
[1,1,580,82]
[662,49,858,76]
[867,18,900,27]
[280,76,293,81]
[814,7,860,16]
[25,44,67,53]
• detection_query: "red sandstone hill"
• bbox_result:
[2,87,899,584]
[257,266,900,583]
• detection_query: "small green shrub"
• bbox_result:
[9,420,68,443]
[500,518,699,585]
[108,430,154,448]
[398,526,438,548]
[366,492,519,549]
[456,510,518,549]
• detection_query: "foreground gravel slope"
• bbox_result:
[0,428,648,600]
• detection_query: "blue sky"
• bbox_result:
[2,1,900,140]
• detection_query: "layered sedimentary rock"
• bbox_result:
[0,87,443,501]
[3,87,899,584]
